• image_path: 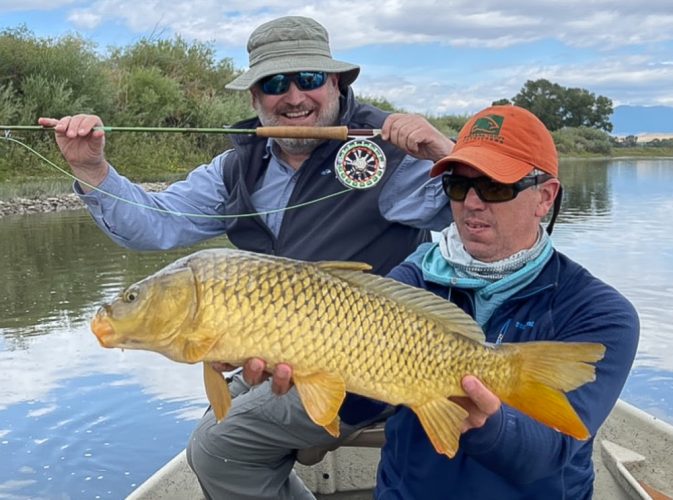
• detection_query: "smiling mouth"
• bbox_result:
[282,109,312,120]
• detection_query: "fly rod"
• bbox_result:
[0,125,382,141]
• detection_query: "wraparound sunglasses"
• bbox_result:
[258,71,327,95]
[441,173,554,203]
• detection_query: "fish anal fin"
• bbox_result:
[323,415,341,438]
[203,362,232,422]
[412,399,468,458]
[294,371,346,435]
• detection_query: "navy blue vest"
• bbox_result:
[222,94,429,275]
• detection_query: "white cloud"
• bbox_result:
[36,0,673,50]
[67,10,102,29]
[3,1,673,113]
[0,0,78,11]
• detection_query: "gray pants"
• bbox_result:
[186,371,367,499]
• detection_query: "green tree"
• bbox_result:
[356,96,400,113]
[491,98,511,106]
[562,88,613,132]
[0,26,114,117]
[509,79,613,132]
[511,79,565,131]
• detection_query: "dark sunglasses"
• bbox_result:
[441,173,553,203]
[258,71,327,95]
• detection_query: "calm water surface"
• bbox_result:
[1,158,672,499]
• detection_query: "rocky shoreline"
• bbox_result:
[0,182,169,218]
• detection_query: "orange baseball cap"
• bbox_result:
[430,105,558,183]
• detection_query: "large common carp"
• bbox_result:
[91,248,605,458]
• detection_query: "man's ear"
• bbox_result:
[331,73,341,91]
[535,179,561,218]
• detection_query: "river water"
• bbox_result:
[0,158,671,499]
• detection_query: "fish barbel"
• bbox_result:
[91,248,605,457]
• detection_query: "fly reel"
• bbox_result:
[334,139,386,189]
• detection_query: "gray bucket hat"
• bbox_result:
[226,16,360,91]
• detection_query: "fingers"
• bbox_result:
[209,361,236,373]
[462,376,500,416]
[381,113,454,161]
[242,357,267,386]
[381,113,425,154]
[37,114,105,139]
[451,376,501,433]
[271,363,293,395]
[239,358,293,395]
[37,117,59,128]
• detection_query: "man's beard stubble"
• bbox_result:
[253,85,341,156]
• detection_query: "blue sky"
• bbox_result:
[2,1,673,117]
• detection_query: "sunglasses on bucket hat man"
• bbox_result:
[257,71,327,95]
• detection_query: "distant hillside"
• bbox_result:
[611,105,673,135]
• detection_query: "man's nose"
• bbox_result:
[463,187,485,207]
[282,82,305,103]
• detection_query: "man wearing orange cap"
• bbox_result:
[351,104,639,498]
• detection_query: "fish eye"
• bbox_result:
[122,287,140,303]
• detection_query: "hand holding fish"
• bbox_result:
[381,113,454,161]
[209,358,294,395]
[37,114,108,191]
[453,376,502,434]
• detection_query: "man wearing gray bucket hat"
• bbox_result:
[40,16,454,499]
[225,16,360,92]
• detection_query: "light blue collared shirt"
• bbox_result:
[76,142,451,250]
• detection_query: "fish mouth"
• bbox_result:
[91,306,115,348]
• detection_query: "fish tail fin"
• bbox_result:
[498,341,605,440]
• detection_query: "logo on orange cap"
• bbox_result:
[465,115,505,144]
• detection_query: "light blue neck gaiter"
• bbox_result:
[419,224,553,326]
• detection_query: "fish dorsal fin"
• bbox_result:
[316,260,373,272]
[203,362,232,422]
[293,371,346,437]
[317,264,486,343]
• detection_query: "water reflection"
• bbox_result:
[1,158,672,499]
[0,211,227,499]
[552,160,673,378]
[558,158,612,220]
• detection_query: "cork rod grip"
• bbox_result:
[255,126,349,141]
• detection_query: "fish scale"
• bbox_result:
[91,247,606,457]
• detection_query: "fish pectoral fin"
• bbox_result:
[182,335,218,363]
[412,399,468,458]
[293,371,346,433]
[203,362,232,422]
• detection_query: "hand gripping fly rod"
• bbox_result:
[2,124,388,190]
[0,125,381,140]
